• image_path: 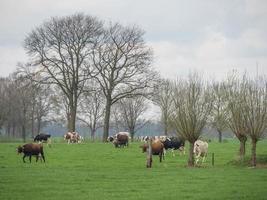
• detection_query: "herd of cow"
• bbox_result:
[16,131,209,165]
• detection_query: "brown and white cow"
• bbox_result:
[64,132,82,144]
[113,132,129,148]
[140,138,164,162]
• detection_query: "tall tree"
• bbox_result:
[77,86,105,141]
[115,96,148,142]
[223,74,248,161]
[153,79,173,135]
[169,74,213,167]
[90,23,157,141]
[242,77,267,167]
[211,82,228,143]
[24,13,103,132]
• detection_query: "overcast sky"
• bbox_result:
[0,0,267,80]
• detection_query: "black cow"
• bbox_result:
[162,137,185,156]
[34,133,51,143]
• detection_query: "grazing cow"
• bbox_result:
[194,140,208,164]
[107,136,114,142]
[162,137,185,156]
[140,139,164,162]
[64,132,82,144]
[17,143,45,163]
[34,133,51,143]
[113,133,129,148]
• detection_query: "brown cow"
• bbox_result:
[64,132,82,144]
[17,143,45,163]
[113,133,129,148]
[140,139,164,162]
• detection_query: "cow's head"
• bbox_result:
[17,146,23,154]
[140,144,148,153]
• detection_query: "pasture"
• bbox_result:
[0,139,267,200]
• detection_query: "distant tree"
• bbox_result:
[24,13,103,132]
[242,77,267,167]
[211,82,228,142]
[223,74,248,161]
[0,77,9,133]
[168,74,213,167]
[153,79,173,135]
[115,96,148,142]
[12,74,33,142]
[90,23,157,142]
[77,84,105,141]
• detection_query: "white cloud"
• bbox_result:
[0,0,267,79]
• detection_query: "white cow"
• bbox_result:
[193,140,208,164]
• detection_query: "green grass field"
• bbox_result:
[0,139,267,200]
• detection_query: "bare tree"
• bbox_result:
[115,96,148,142]
[211,82,228,142]
[90,23,157,141]
[24,13,103,132]
[34,84,53,134]
[77,86,105,141]
[0,77,9,134]
[223,74,248,161]
[12,74,33,142]
[153,79,173,135]
[169,74,213,167]
[242,77,267,167]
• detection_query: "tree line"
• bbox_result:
[0,13,266,167]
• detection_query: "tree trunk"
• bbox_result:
[251,138,257,167]
[22,125,26,143]
[91,129,96,142]
[238,136,247,161]
[103,99,111,142]
[188,142,195,167]
[68,105,77,132]
[31,117,35,138]
[164,122,168,136]
[218,130,222,143]
[37,118,41,134]
[130,128,135,142]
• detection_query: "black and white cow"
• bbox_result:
[162,137,185,156]
[34,133,51,143]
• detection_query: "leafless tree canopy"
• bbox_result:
[242,77,267,166]
[153,78,173,135]
[169,74,213,166]
[114,96,148,141]
[90,23,158,141]
[77,81,105,141]
[24,13,103,132]
[210,82,228,142]
[223,74,248,160]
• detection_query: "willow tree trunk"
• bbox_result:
[103,99,111,142]
[164,117,168,136]
[238,136,247,161]
[130,128,135,142]
[188,142,195,167]
[218,130,222,143]
[251,139,257,167]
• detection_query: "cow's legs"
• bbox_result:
[29,155,32,163]
[23,155,26,163]
[41,153,45,163]
[171,149,175,157]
